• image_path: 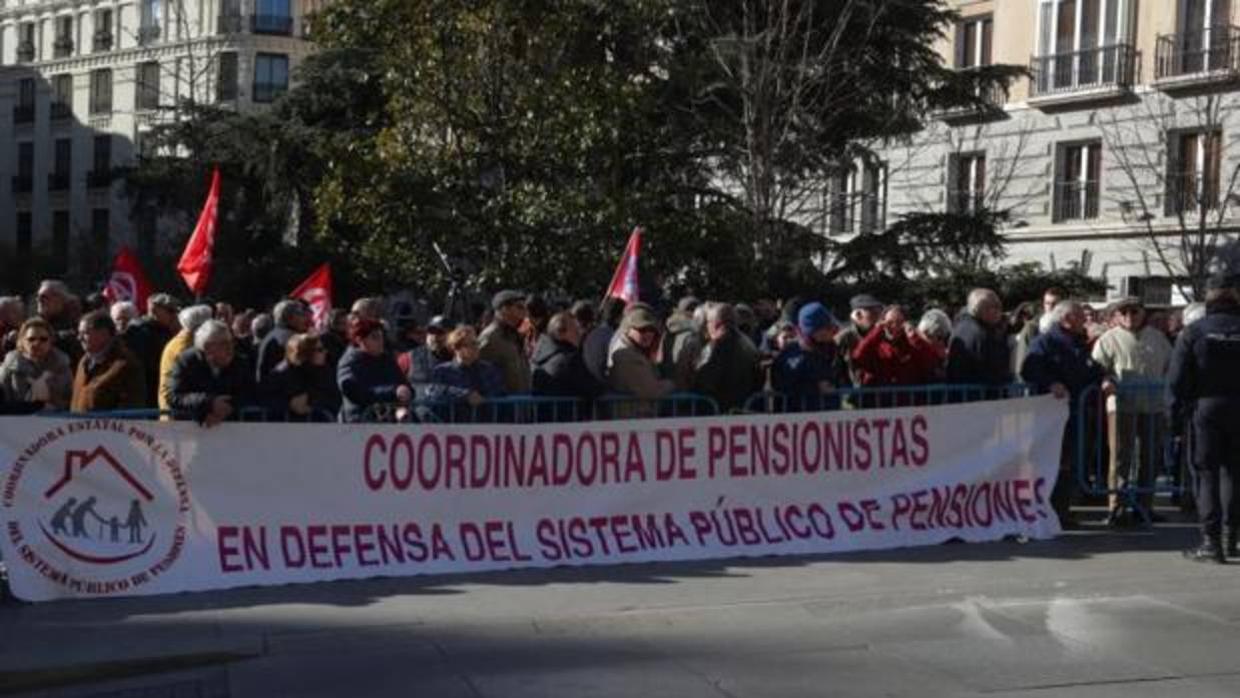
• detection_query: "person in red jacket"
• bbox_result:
[851,305,943,405]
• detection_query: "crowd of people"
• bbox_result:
[1,274,1238,562]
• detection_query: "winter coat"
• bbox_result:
[1166,299,1240,440]
[427,360,506,402]
[851,326,943,387]
[167,349,257,422]
[1020,325,1105,417]
[692,330,762,411]
[661,311,703,390]
[71,341,147,413]
[260,360,341,421]
[608,334,675,400]
[122,318,173,407]
[581,324,615,384]
[770,340,846,411]
[158,330,194,411]
[337,345,409,422]
[946,313,1013,387]
[479,321,531,394]
[0,348,73,410]
[255,326,297,384]
[1091,325,1172,414]
[531,335,605,399]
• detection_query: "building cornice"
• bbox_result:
[0,34,309,74]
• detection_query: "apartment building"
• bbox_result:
[859,0,1240,304]
[0,0,325,287]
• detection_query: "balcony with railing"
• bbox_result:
[53,36,73,59]
[1164,171,1221,216]
[137,24,160,44]
[93,30,113,52]
[1029,44,1137,108]
[1052,181,1100,222]
[934,74,1008,123]
[218,12,244,34]
[1155,27,1240,89]
[252,14,294,35]
[946,188,986,215]
[50,102,72,121]
[48,172,70,192]
[16,41,35,63]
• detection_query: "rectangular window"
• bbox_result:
[13,143,33,194]
[136,61,160,110]
[826,160,886,235]
[949,152,987,213]
[254,0,293,35]
[1167,130,1223,215]
[1036,0,1135,92]
[51,212,70,276]
[1053,141,1102,221]
[90,69,113,115]
[956,15,994,68]
[91,208,110,258]
[52,74,73,120]
[18,23,36,62]
[50,139,72,191]
[14,79,35,125]
[94,9,114,52]
[93,135,112,175]
[140,0,162,43]
[253,53,289,103]
[54,16,74,58]
[16,212,33,267]
[217,52,239,101]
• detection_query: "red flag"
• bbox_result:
[176,168,221,297]
[604,226,642,304]
[101,247,153,312]
[290,263,333,329]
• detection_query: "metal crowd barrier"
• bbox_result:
[743,383,1033,414]
[1075,380,1186,524]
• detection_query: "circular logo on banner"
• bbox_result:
[106,272,138,303]
[1,420,190,596]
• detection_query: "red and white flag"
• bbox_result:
[290,263,333,329]
[604,226,642,304]
[101,247,153,312]
[176,168,221,297]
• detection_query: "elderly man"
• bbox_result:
[398,315,454,399]
[836,294,884,386]
[158,305,215,411]
[110,302,139,334]
[532,311,605,401]
[770,302,846,411]
[946,288,1013,388]
[1022,300,1109,527]
[479,290,531,394]
[1168,272,1240,563]
[167,320,256,427]
[36,280,82,366]
[692,302,762,411]
[608,304,675,401]
[1014,286,1067,374]
[1091,297,1173,526]
[70,310,146,412]
[255,299,313,383]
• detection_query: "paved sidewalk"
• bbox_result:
[4,521,1240,697]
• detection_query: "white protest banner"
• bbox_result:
[0,396,1066,602]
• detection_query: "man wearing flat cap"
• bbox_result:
[608,303,675,402]
[836,294,883,387]
[1092,296,1172,527]
[479,290,531,393]
[1168,271,1240,562]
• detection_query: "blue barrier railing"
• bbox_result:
[744,383,1032,414]
[1075,380,1185,525]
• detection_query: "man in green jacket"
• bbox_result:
[479,290,531,394]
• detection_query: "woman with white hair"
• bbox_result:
[0,318,74,411]
[166,320,256,426]
[157,304,215,411]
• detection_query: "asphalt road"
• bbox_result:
[4,519,1240,698]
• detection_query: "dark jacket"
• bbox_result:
[255,326,297,383]
[336,346,409,422]
[70,341,146,412]
[122,318,174,407]
[167,349,257,422]
[531,335,605,399]
[427,360,505,402]
[692,330,762,411]
[946,313,1013,386]
[260,360,341,421]
[1021,325,1105,417]
[1166,299,1240,437]
[770,340,846,410]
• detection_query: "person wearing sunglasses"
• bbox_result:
[607,304,674,405]
[0,318,73,411]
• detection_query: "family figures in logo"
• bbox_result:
[49,498,148,543]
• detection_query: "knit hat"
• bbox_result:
[798,302,838,336]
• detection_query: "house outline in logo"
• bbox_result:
[44,447,155,503]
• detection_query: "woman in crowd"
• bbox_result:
[261,333,341,421]
[337,317,412,422]
[428,325,505,407]
[0,318,74,411]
